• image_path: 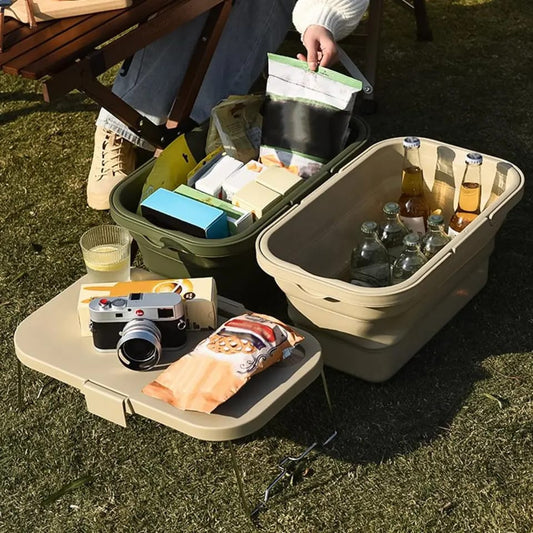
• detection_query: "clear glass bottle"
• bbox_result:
[391,233,428,284]
[421,214,451,259]
[448,152,483,236]
[379,201,410,263]
[350,221,391,287]
[398,137,430,235]
[429,145,456,228]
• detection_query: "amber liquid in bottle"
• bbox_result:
[398,165,430,235]
[448,152,483,236]
[448,182,481,234]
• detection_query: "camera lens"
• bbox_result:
[117,319,162,371]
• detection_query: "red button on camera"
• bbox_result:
[135,310,144,316]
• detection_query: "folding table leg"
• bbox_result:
[17,359,58,410]
[17,359,23,411]
[226,440,251,518]
[249,370,337,517]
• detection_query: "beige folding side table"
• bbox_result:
[14,272,336,517]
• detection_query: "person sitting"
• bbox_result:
[87,0,369,210]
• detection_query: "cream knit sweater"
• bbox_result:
[292,0,370,41]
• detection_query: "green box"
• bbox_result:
[174,184,253,235]
[110,116,370,311]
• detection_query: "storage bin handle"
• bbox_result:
[487,191,524,230]
[295,283,341,302]
[140,234,166,249]
[338,46,373,95]
[160,236,188,255]
[449,217,493,256]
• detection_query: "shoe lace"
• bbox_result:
[98,133,132,178]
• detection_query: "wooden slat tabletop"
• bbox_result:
[0,0,176,79]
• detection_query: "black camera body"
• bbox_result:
[89,292,187,371]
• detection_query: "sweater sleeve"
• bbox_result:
[292,0,370,41]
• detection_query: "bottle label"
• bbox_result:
[400,216,425,236]
[448,227,460,237]
[350,264,390,287]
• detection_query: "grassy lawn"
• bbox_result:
[1,0,532,531]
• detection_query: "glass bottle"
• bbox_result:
[429,145,456,228]
[448,152,483,236]
[391,233,428,285]
[421,214,451,259]
[379,201,410,263]
[350,221,391,287]
[398,137,430,235]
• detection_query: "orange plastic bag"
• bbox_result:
[143,313,303,413]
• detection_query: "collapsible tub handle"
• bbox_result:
[140,234,166,249]
[295,284,341,302]
[160,237,187,255]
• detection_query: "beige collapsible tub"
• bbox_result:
[256,137,524,382]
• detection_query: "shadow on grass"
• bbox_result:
[0,91,98,126]
[240,256,532,469]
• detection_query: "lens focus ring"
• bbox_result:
[117,319,162,371]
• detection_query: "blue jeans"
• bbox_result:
[96,0,296,150]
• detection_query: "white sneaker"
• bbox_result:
[87,127,136,210]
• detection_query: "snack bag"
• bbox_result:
[259,53,362,177]
[142,313,303,413]
[136,122,209,212]
[206,94,264,163]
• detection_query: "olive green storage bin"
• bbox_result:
[255,137,525,381]
[110,116,370,311]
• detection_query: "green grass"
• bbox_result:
[1,0,532,531]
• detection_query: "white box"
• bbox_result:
[256,166,303,196]
[222,160,265,201]
[78,277,217,337]
[193,154,243,198]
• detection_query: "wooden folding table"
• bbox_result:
[0,0,232,148]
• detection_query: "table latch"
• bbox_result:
[82,381,130,428]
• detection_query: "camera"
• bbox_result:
[89,292,187,371]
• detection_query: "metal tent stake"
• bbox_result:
[226,369,338,519]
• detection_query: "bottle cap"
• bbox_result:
[361,221,378,234]
[465,152,483,165]
[403,232,420,246]
[383,202,400,215]
[428,214,444,226]
[403,137,421,149]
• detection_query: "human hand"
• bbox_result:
[297,25,338,71]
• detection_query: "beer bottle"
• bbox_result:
[379,202,410,263]
[391,233,428,284]
[448,152,483,236]
[398,137,430,235]
[421,214,451,259]
[350,221,390,287]
[429,145,456,228]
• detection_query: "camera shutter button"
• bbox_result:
[112,298,127,309]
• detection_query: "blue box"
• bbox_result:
[140,188,229,239]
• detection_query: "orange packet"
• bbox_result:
[142,313,303,413]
